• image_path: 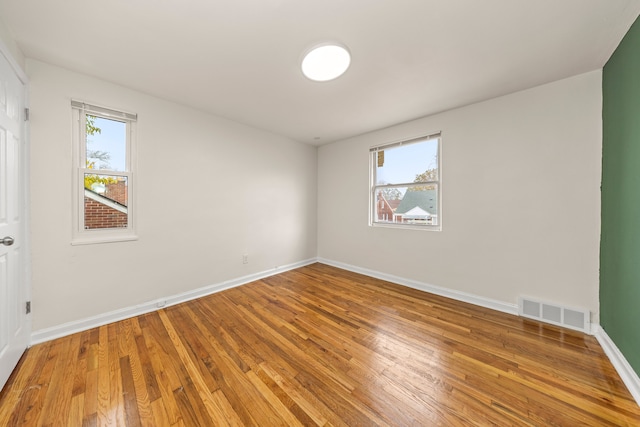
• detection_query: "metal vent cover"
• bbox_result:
[518,297,590,333]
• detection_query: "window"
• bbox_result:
[71,100,137,244]
[370,133,441,229]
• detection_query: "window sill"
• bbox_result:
[71,233,139,245]
[371,222,441,232]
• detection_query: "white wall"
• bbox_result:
[28,59,317,332]
[26,57,603,332]
[318,71,602,322]
[0,16,24,70]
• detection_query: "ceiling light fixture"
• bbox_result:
[301,43,351,82]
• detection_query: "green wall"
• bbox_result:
[601,16,640,375]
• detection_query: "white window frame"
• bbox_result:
[369,133,441,231]
[71,100,138,244]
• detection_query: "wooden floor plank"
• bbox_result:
[119,355,141,427]
[1,263,639,426]
[68,393,84,427]
[96,325,114,426]
[107,322,126,427]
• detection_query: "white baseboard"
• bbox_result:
[29,256,640,407]
[32,257,517,346]
[316,258,519,316]
[594,325,640,406]
[30,258,317,345]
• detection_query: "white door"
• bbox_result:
[0,48,29,392]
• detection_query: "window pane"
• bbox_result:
[86,115,127,172]
[375,185,438,226]
[375,138,438,185]
[84,174,128,229]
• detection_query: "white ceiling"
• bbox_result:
[2,0,639,145]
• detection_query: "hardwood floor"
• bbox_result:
[1,263,639,426]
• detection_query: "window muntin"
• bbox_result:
[72,101,137,244]
[370,134,440,229]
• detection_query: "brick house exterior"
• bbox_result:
[84,197,127,229]
[376,193,397,222]
[84,180,128,229]
[105,180,128,205]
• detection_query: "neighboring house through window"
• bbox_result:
[71,100,137,244]
[370,133,441,230]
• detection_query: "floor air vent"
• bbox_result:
[518,297,590,333]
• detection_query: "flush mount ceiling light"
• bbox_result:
[301,43,351,82]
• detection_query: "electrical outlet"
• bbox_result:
[242,254,249,264]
